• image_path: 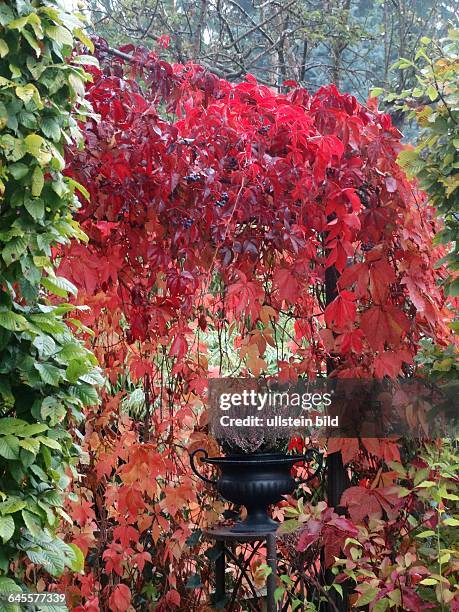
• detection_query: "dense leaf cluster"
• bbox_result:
[393,30,459,300]
[0,0,100,599]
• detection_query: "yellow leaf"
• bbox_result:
[0,40,9,58]
[31,166,44,197]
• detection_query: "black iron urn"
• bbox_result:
[190,449,322,533]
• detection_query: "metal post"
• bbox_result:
[266,533,277,612]
[215,540,225,602]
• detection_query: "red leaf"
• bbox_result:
[113,524,139,548]
[340,486,382,523]
[109,584,131,612]
[296,519,322,551]
[373,349,412,378]
[360,305,410,350]
[336,328,364,354]
[324,291,356,331]
[226,271,264,319]
[369,259,396,302]
[327,438,360,465]
[273,268,300,304]
[165,590,181,607]
[169,334,188,359]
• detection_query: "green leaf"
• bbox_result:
[274,587,285,604]
[355,587,378,607]
[66,359,91,383]
[57,341,87,361]
[74,383,99,406]
[427,84,438,101]
[35,363,64,386]
[18,438,40,455]
[66,177,90,200]
[416,480,436,488]
[0,436,20,460]
[42,275,78,298]
[2,237,28,267]
[28,313,66,334]
[33,334,56,357]
[9,162,29,180]
[68,543,85,573]
[18,423,48,437]
[416,530,436,538]
[16,84,39,105]
[0,577,21,594]
[73,54,99,67]
[40,398,66,425]
[333,584,343,598]
[47,24,73,47]
[74,28,94,52]
[31,166,45,197]
[23,28,41,57]
[370,87,384,97]
[373,598,390,612]
[0,498,26,515]
[0,515,15,543]
[22,510,41,536]
[7,15,29,31]
[25,198,45,220]
[419,578,439,585]
[26,546,65,576]
[443,517,459,527]
[0,418,28,435]
[41,118,61,142]
[24,134,51,165]
[0,39,9,58]
[0,101,7,130]
[36,436,61,451]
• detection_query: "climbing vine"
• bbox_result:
[0,0,101,602]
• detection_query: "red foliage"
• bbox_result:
[57,48,454,609]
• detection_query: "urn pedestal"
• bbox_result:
[190,450,322,532]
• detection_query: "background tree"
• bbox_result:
[87,0,458,117]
